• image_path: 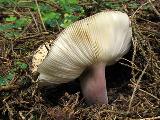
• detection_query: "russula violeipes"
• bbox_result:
[32,11,132,105]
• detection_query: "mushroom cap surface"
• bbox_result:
[33,11,132,85]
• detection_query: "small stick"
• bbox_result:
[148,0,160,17]
[127,63,149,113]
[129,83,160,101]
[34,0,46,31]
[0,85,19,92]
[29,8,40,33]
[3,100,14,120]
[131,116,160,120]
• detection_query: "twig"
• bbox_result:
[19,111,25,120]
[0,85,19,92]
[0,6,21,17]
[34,0,46,31]
[148,0,160,17]
[119,62,152,77]
[137,17,160,26]
[138,88,160,101]
[71,92,80,109]
[0,57,9,61]
[131,25,138,86]
[131,116,160,120]
[129,83,160,101]
[131,0,160,20]
[131,1,150,19]
[18,32,49,40]
[29,8,40,33]
[3,100,14,120]
[127,63,149,113]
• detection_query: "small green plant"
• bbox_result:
[55,0,84,28]
[0,0,17,5]
[101,0,141,11]
[0,0,85,39]
[128,1,140,9]
[0,61,28,86]
[0,16,31,38]
[0,73,14,86]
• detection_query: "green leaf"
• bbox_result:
[128,2,140,9]
[19,63,28,70]
[0,75,7,86]
[0,17,31,32]
[42,12,61,27]
[16,1,35,9]
[119,0,129,2]
[56,0,78,11]
[39,3,53,13]
[60,14,78,28]
[15,61,28,70]
[0,24,15,31]
[105,2,120,9]
[58,0,77,5]
[5,16,17,22]
[6,72,15,81]
[69,0,78,4]
[15,17,31,28]
[0,0,17,5]
[0,72,15,86]
[72,5,84,14]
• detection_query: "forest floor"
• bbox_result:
[0,0,160,119]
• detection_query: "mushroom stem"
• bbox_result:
[80,63,108,105]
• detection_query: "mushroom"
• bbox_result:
[32,11,132,105]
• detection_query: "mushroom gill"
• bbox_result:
[32,11,132,105]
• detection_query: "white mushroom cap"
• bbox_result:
[32,11,132,85]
